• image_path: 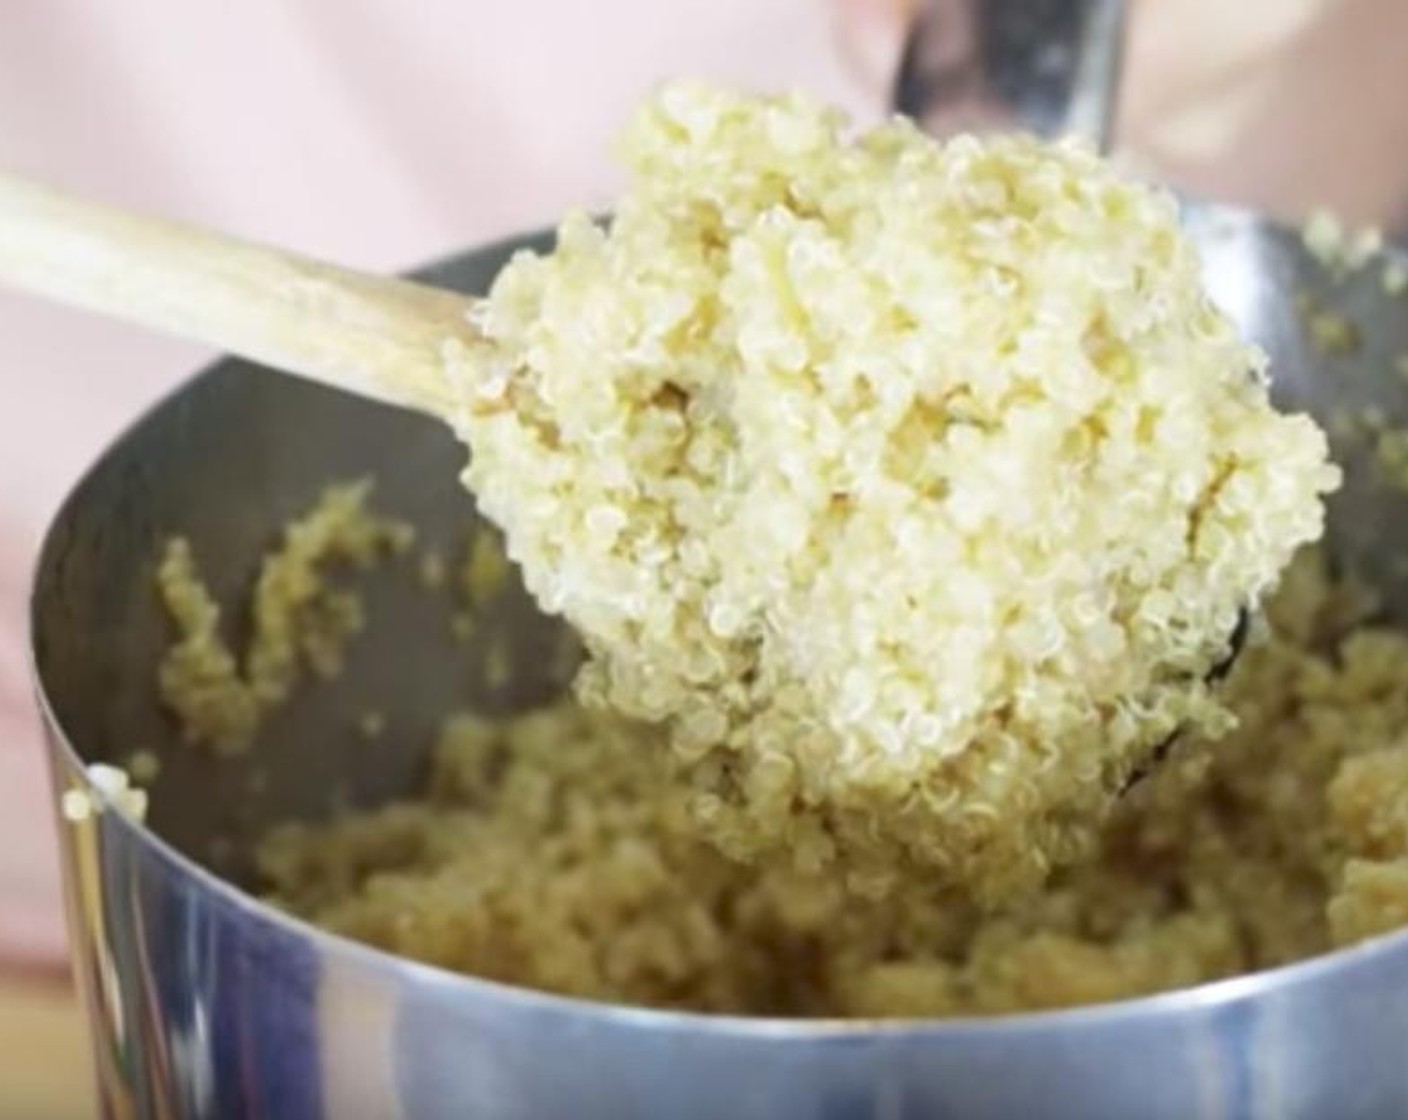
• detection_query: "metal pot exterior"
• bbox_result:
[40,732,1408,1120]
[33,222,1408,1119]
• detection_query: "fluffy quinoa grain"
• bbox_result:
[124,749,162,785]
[449,528,512,639]
[1302,209,1384,276]
[156,481,411,752]
[63,764,149,823]
[257,548,1408,1017]
[1297,294,1362,357]
[155,538,261,752]
[418,550,448,591]
[461,529,511,606]
[451,84,1337,898]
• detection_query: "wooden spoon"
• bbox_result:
[0,171,478,417]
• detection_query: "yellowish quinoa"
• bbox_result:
[1298,299,1362,357]
[1301,209,1384,276]
[1384,261,1408,296]
[450,84,1337,898]
[418,550,448,592]
[461,529,512,606]
[124,748,162,785]
[257,547,1408,1016]
[63,764,149,824]
[1334,408,1408,496]
[156,481,412,752]
[449,528,512,641]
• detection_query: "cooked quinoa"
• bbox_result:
[1296,293,1362,358]
[449,84,1337,897]
[256,547,1408,1016]
[156,481,412,752]
[124,748,162,785]
[449,528,512,641]
[1301,209,1384,277]
[418,550,448,591]
[1384,261,1408,296]
[63,764,149,824]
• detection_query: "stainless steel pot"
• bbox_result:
[31,208,1408,1120]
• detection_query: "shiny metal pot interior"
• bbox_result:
[31,216,1408,1119]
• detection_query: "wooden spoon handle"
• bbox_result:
[0,171,480,416]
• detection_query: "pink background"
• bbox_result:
[2,0,1406,973]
